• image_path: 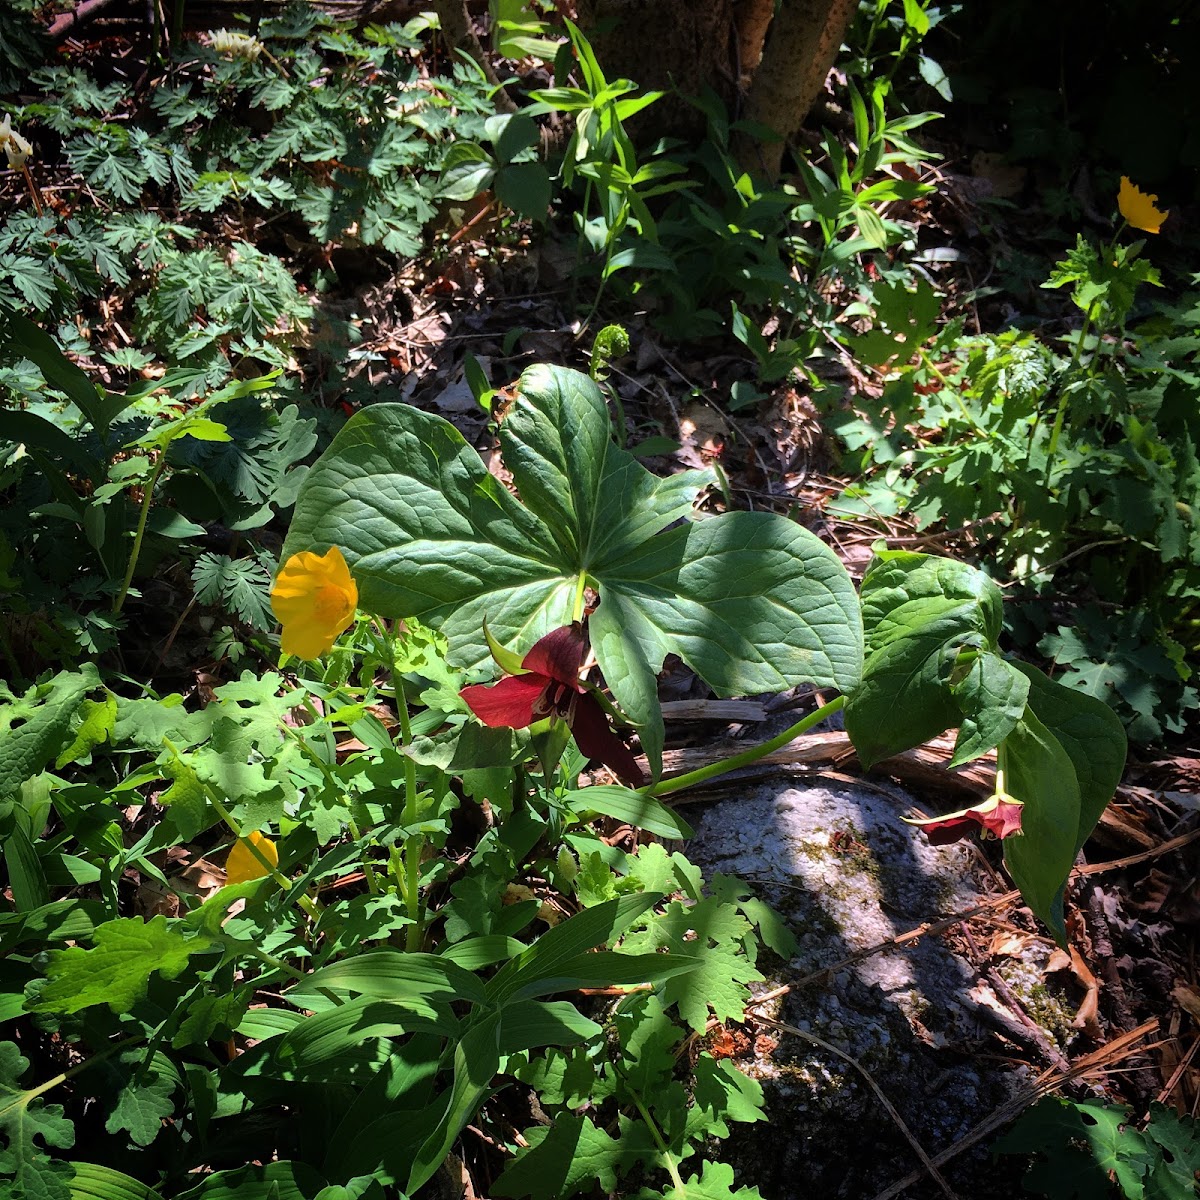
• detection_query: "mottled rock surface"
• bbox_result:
[681,779,1060,1200]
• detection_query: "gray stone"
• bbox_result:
[681,779,1050,1199]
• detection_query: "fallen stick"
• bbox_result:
[48,0,121,41]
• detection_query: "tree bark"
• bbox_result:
[739,0,857,178]
[574,0,736,142]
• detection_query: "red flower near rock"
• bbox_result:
[460,623,645,787]
[904,791,1024,846]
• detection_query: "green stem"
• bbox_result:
[219,935,308,984]
[617,1069,686,1195]
[113,452,168,614]
[918,351,987,436]
[202,783,322,920]
[647,696,845,798]
[571,571,588,623]
[375,623,423,951]
[22,1035,143,1106]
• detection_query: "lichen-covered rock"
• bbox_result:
[682,780,1047,1199]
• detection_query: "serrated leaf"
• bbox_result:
[0,1042,75,1200]
[0,666,100,799]
[492,1113,655,1200]
[29,916,209,1016]
[104,1054,176,1148]
[660,1161,765,1200]
[623,897,762,1032]
[55,694,117,769]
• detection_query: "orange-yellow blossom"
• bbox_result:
[1118,176,1168,234]
[270,546,358,659]
[226,830,279,885]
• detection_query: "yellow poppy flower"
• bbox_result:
[1118,176,1168,234]
[226,830,278,885]
[270,546,359,659]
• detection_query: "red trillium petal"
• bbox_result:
[905,792,1024,846]
[921,815,980,846]
[522,624,588,692]
[460,673,550,728]
[568,692,646,788]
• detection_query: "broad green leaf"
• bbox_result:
[0,1041,76,1200]
[283,366,863,776]
[949,652,1030,767]
[29,916,208,1016]
[858,548,1002,649]
[407,1013,501,1194]
[564,785,692,839]
[487,895,660,1005]
[1002,711,1082,945]
[274,998,458,1069]
[502,951,698,1002]
[499,1000,601,1051]
[289,951,486,1006]
[0,900,107,952]
[492,1112,654,1199]
[661,1161,767,1200]
[1013,662,1127,855]
[0,666,100,799]
[69,1162,165,1200]
[621,897,762,1032]
[175,1162,327,1200]
[104,1052,177,1148]
[0,314,129,435]
[3,825,48,912]
[844,609,970,768]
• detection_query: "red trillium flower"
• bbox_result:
[904,791,1024,846]
[460,623,646,788]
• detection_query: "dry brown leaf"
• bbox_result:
[1173,983,1200,1024]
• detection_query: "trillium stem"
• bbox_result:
[571,570,589,623]
[645,695,845,798]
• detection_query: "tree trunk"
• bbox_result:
[574,0,736,142]
[739,0,857,177]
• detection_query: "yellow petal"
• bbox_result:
[270,546,359,659]
[226,830,278,885]
[1118,175,1168,234]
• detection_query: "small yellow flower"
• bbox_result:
[270,546,359,659]
[226,830,278,885]
[1118,176,1168,234]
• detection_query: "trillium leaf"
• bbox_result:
[1002,710,1082,946]
[846,549,1006,768]
[948,651,1030,767]
[1012,661,1126,857]
[283,365,863,776]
